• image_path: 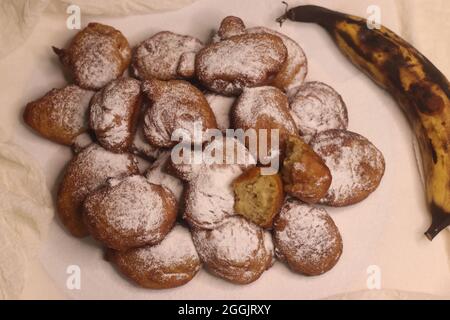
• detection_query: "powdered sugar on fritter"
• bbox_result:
[311,130,385,205]
[246,27,307,95]
[289,82,348,141]
[196,33,287,95]
[145,151,183,202]
[205,92,234,131]
[132,31,203,80]
[192,216,261,264]
[274,201,340,267]
[233,86,297,133]
[185,164,243,229]
[44,85,93,134]
[134,225,199,269]
[90,78,141,149]
[101,176,164,236]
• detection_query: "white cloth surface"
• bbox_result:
[397,0,449,76]
[0,0,449,300]
[0,0,48,59]
[0,143,53,299]
[328,289,441,300]
[46,0,198,16]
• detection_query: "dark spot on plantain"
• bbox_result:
[359,28,399,57]
[429,137,438,164]
[382,57,405,91]
[335,29,371,61]
[409,82,444,115]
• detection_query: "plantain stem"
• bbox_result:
[425,203,450,240]
[276,5,344,28]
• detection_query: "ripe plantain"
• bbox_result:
[277,5,450,240]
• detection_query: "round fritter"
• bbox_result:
[131,31,203,81]
[89,78,142,153]
[83,175,177,251]
[107,225,201,289]
[273,199,343,276]
[192,216,272,284]
[310,129,385,206]
[142,79,217,148]
[57,144,139,237]
[196,33,288,96]
[53,22,131,90]
[289,82,348,142]
[23,85,94,146]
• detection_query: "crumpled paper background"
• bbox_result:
[0,0,448,299]
[0,0,198,60]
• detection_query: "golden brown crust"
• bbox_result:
[232,167,284,228]
[142,79,217,148]
[83,175,177,251]
[57,144,139,237]
[131,31,203,81]
[310,129,385,207]
[246,27,308,95]
[282,135,331,204]
[53,22,131,90]
[89,78,142,153]
[195,33,288,96]
[216,16,246,41]
[23,85,93,146]
[107,225,201,289]
[192,216,271,284]
[273,199,343,276]
[230,86,297,161]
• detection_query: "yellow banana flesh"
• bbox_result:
[277,5,450,240]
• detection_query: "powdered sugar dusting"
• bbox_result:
[71,144,138,200]
[246,27,307,94]
[205,92,234,131]
[143,80,215,147]
[134,225,199,270]
[132,31,203,80]
[131,116,161,160]
[198,34,284,80]
[145,151,183,202]
[311,130,385,205]
[103,176,164,236]
[196,33,287,95]
[90,78,141,149]
[193,216,261,264]
[179,137,255,229]
[275,201,339,265]
[170,136,256,182]
[185,165,242,229]
[290,82,348,141]
[72,29,128,89]
[72,132,93,153]
[233,86,297,133]
[43,85,93,135]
